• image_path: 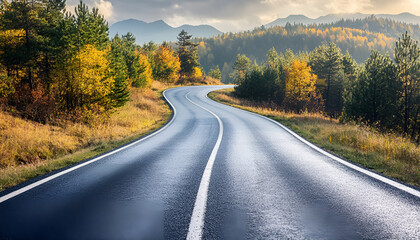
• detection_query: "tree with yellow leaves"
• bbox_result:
[133,52,153,88]
[53,44,113,114]
[284,60,320,111]
[192,67,202,78]
[153,46,180,83]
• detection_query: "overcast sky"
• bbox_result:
[66,0,420,32]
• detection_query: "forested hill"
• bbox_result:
[265,13,420,27]
[197,16,420,82]
[324,15,420,39]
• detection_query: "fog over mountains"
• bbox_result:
[109,13,420,44]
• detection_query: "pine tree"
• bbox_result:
[309,43,344,115]
[394,32,420,140]
[73,1,109,51]
[342,50,357,78]
[177,30,199,78]
[344,51,399,127]
[235,63,263,99]
[39,0,66,91]
[231,54,250,84]
[265,47,286,104]
[108,34,130,108]
[208,66,222,80]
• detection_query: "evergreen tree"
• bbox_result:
[344,51,399,127]
[342,50,357,78]
[235,64,263,99]
[73,1,108,51]
[108,34,130,108]
[309,43,344,115]
[143,41,158,53]
[394,32,420,140]
[39,0,66,90]
[208,66,222,80]
[231,54,250,84]
[266,47,280,68]
[265,47,285,103]
[177,30,199,78]
[121,33,139,83]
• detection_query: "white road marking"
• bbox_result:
[207,91,420,199]
[185,91,224,240]
[0,89,178,204]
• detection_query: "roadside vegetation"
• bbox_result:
[0,0,220,190]
[230,33,419,142]
[209,88,420,187]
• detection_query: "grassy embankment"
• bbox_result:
[0,81,175,191]
[209,88,420,187]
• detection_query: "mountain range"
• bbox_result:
[265,12,420,27]
[109,13,420,44]
[109,19,222,44]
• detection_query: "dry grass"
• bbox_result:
[0,82,171,190]
[176,76,223,86]
[209,88,420,187]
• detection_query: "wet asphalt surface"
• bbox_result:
[0,86,419,239]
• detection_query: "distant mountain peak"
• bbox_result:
[109,19,222,44]
[150,20,168,25]
[398,12,415,16]
[288,14,310,17]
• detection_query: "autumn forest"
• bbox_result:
[0,0,208,125]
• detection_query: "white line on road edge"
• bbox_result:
[185,92,224,240]
[207,92,420,199]
[0,89,178,204]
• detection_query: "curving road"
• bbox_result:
[0,86,419,239]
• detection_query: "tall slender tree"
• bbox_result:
[108,34,130,108]
[395,32,420,140]
[309,43,344,115]
[177,30,199,78]
[39,0,66,90]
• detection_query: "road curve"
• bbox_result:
[0,86,419,239]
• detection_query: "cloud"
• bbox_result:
[66,0,113,20]
[66,0,420,32]
[325,0,372,13]
[94,0,114,21]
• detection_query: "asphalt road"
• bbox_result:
[0,86,419,239]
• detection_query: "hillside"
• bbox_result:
[198,16,420,82]
[265,12,420,27]
[109,19,222,44]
